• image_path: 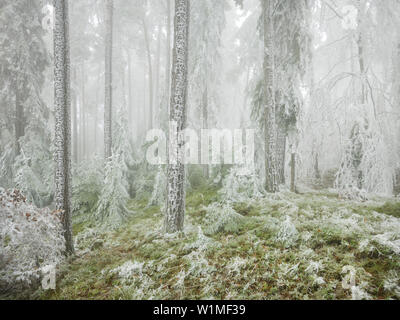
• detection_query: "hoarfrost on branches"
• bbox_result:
[0,189,65,286]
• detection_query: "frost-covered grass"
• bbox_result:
[11,187,399,300]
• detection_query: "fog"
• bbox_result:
[1,0,400,300]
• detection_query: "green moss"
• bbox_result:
[8,189,398,301]
[186,185,220,208]
[374,202,400,218]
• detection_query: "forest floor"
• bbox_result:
[26,188,400,299]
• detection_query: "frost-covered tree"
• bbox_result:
[0,0,50,193]
[261,0,278,193]
[53,0,74,255]
[0,189,65,287]
[95,153,130,229]
[274,0,311,185]
[251,0,310,191]
[188,0,227,179]
[95,106,134,228]
[0,0,48,156]
[165,0,190,233]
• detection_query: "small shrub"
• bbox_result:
[203,203,244,235]
[275,216,298,248]
[71,157,103,216]
[0,189,65,288]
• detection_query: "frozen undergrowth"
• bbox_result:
[32,190,400,301]
[0,189,65,289]
[203,202,245,235]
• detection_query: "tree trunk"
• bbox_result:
[15,88,25,156]
[290,152,296,193]
[262,0,278,193]
[53,0,74,255]
[80,63,86,161]
[155,25,162,126]
[104,0,113,160]
[314,152,321,180]
[127,50,133,137]
[276,109,286,185]
[202,86,209,179]
[142,18,153,130]
[165,0,172,105]
[72,66,78,164]
[165,0,190,234]
[94,65,101,155]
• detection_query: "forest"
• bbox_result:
[0,0,399,300]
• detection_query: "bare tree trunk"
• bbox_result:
[166,0,172,105]
[142,18,153,130]
[290,152,296,193]
[165,0,190,234]
[276,109,286,185]
[104,0,113,160]
[314,152,321,180]
[262,0,278,193]
[15,88,25,156]
[72,66,78,164]
[80,63,86,161]
[121,63,127,110]
[53,0,74,255]
[94,65,101,155]
[155,25,162,126]
[202,86,209,179]
[127,49,133,137]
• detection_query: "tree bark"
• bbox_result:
[53,0,74,255]
[104,0,113,160]
[142,17,154,130]
[165,0,190,234]
[276,108,286,185]
[127,49,133,137]
[155,25,162,126]
[202,86,209,179]
[80,63,86,161]
[15,88,25,156]
[290,152,296,193]
[262,0,278,193]
[72,66,78,164]
[166,0,172,105]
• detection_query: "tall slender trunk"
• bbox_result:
[263,0,278,193]
[127,50,133,137]
[155,26,162,126]
[15,87,25,156]
[165,0,190,234]
[121,64,127,110]
[53,0,74,255]
[142,18,153,130]
[166,0,172,106]
[314,152,321,180]
[81,63,86,161]
[276,108,286,185]
[356,0,369,110]
[72,66,78,163]
[202,86,209,179]
[240,66,251,128]
[104,0,113,160]
[290,152,296,193]
[94,66,101,155]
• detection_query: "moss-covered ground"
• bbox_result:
[22,188,400,300]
